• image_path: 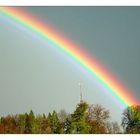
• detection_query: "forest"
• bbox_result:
[0,100,140,134]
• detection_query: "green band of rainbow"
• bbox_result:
[0,7,139,107]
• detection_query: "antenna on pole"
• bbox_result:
[78,82,83,102]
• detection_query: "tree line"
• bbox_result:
[0,101,140,134]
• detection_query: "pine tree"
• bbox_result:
[70,101,89,134]
[47,111,61,134]
[17,114,26,133]
[24,112,32,134]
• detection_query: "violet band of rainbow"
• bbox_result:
[0,7,139,107]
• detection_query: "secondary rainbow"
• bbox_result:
[0,7,139,107]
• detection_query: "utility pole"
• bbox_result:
[78,82,83,102]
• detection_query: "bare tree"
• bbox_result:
[87,104,110,134]
[58,109,69,123]
[87,104,110,123]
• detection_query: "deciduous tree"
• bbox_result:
[87,104,110,134]
[122,105,140,134]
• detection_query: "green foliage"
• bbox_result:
[64,117,71,134]
[47,111,61,134]
[24,113,32,134]
[17,114,26,133]
[70,101,90,134]
[0,103,139,134]
[122,105,140,134]
[0,115,17,134]
[35,114,51,134]
[24,110,37,134]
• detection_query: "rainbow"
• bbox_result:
[0,7,139,107]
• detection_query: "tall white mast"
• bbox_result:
[78,82,83,102]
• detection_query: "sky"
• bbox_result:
[0,7,140,123]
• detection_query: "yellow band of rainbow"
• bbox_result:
[0,7,139,107]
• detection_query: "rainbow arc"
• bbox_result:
[0,7,139,107]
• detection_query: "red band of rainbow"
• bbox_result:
[0,7,139,107]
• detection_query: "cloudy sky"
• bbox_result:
[0,7,140,123]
